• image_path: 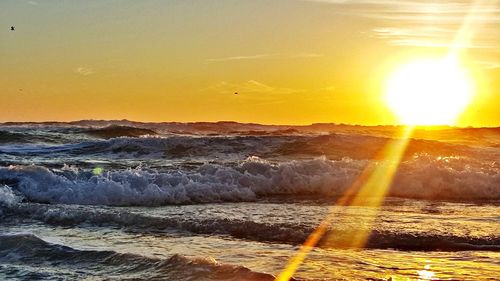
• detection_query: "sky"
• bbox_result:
[1,0,499,126]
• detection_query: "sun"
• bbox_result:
[384,58,475,126]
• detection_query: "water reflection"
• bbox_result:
[417,263,435,280]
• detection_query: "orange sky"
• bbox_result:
[1,0,499,126]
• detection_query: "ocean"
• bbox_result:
[0,121,498,280]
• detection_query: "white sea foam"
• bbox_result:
[0,185,20,206]
[0,185,20,218]
[0,155,498,206]
[392,154,500,200]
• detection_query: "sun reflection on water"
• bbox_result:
[417,263,435,280]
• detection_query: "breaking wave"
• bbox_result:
[0,233,279,281]
[0,185,20,218]
[0,185,20,207]
[0,156,498,206]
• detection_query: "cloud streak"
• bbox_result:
[74,67,95,76]
[206,53,323,63]
[303,0,500,50]
[207,80,304,95]
[206,54,276,63]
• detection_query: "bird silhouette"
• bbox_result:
[10,26,15,31]
[234,92,238,95]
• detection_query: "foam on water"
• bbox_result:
[0,185,19,207]
[0,155,498,206]
[0,185,21,218]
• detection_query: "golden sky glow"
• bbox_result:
[1,0,499,126]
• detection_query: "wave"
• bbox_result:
[0,156,498,206]
[2,131,495,165]
[0,185,20,206]
[2,205,498,252]
[0,157,364,205]
[72,135,287,158]
[0,135,292,159]
[84,125,158,139]
[321,230,500,251]
[0,130,69,145]
[0,125,157,147]
[0,233,280,281]
[2,133,494,171]
[0,185,20,218]
[0,131,30,144]
[277,133,496,161]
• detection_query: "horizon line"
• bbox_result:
[1,119,498,129]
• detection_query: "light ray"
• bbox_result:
[448,0,494,59]
[275,126,413,281]
[275,1,487,280]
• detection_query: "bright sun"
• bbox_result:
[385,58,475,126]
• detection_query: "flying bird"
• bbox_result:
[234,92,238,95]
[10,26,15,31]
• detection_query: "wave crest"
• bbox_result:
[0,156,498,206]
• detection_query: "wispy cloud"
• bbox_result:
[207,80,303,95]
[206,54,276,63]
[302,0,500,50]
[206,53,323,63]
[290,52,324,58]
[74,67,95,76]
[27,1,38,5]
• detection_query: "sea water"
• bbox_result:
[0,121,498,280]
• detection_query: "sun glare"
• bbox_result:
[385,58,475,126]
